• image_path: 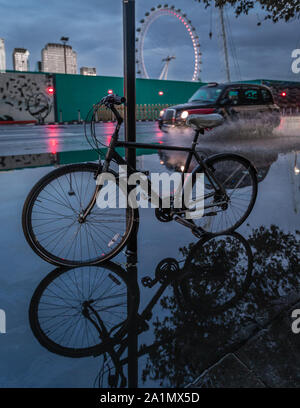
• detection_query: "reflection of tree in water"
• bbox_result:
[142,226,300,387]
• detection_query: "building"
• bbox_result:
[13,48,30,71]
[80,67,96,76]
[41,43,77,74]
[0,38,6,72]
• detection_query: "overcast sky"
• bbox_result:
[0,0,300,83]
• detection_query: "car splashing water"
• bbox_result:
[274,116,300,137]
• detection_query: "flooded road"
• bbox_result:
[0,118,299,387]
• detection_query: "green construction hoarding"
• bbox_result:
[53,73,204,122]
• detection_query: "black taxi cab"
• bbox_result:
[158,82,281,132]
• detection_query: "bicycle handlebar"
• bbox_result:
[98,94,126,124]
[100,94,126,107]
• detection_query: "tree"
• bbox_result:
[195,0,300,23]
[142,226,300,386]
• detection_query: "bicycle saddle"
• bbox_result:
[186,113,224,129]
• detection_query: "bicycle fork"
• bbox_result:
[79,135,117,222]
[82,302,127,387]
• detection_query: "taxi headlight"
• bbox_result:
[181,111,189,119]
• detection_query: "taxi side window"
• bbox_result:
[261,89,273,104]
[227,89,240,105]
[242,88,261,105]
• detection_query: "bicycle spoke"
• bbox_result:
[191,157,256,234]
[31,266,130,354]
[26,166,133,265]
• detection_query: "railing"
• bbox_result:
[57,105,300,124]
[280,106,300,116]
[94,104,171,122]
[95,104,300,120]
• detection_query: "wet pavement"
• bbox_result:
[0,118,300,387]
[0,122,164,156]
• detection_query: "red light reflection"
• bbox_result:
[46,125,61,154]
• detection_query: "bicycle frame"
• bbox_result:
[83,272,179,386]
[81,107,228,220]
[85,259,188,360]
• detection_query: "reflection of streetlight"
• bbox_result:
[60,36,69,74]
[294,152,300,175]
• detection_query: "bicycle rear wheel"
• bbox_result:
[179,232,253,315]
[190,154,257,234]
[29,263,138,358]
[22,163,137,266]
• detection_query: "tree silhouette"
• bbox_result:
[142,226,300,386]
[195,1,300,23]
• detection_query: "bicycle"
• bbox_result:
[28,232,253,387]
[22,94,258,266]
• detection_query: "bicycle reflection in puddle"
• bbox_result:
[28,226,300,387]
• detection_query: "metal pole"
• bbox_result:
[123,0,137,252]
[123,0,138,388]
[63,44,67,74]
[126,253,138,388]
[123,0,136,163]
[219,6,231,82]
[60,37,69,74]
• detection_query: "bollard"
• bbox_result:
[77,109,81,122]
[59,110,63,123]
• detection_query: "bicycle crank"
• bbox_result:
[174,215,206,237]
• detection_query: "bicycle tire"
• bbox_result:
[179,232,253,315]
[22,163,138,266]
[29,262,139,358]
[189,153,258,234]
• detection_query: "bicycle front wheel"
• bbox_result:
[29,263,138,358]
[22,163,137,266]
[190,154,257,234]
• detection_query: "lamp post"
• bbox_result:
[123,0,138,388]
[60,36,69,74]
[123,1,136,175]
[123,0,137,255]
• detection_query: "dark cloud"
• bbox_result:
[0,0,299,82]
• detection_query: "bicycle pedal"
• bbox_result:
[138,319,149,332]
[174,215,194,230]
[192,228,206,239]
[141,276,156,288]
[143,311,152,321]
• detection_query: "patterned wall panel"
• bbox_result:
[0,71,55,123]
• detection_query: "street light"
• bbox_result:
[60,36,69,74]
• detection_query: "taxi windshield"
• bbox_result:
[189,85,223,103]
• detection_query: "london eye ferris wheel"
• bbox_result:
[135,4,202,82]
